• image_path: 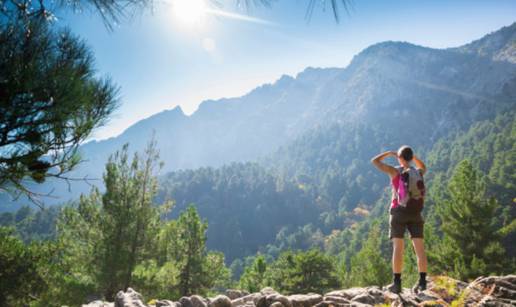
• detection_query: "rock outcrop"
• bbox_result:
[83,275,516,307]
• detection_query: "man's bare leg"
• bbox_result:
[387,238,404,293]
[412,238,428,292]
[392,238,404,273]
[411,238,427,272]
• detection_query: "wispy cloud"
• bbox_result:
[205,8,278,26]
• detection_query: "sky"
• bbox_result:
[59,0,516,140]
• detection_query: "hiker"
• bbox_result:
[371,146,428,294]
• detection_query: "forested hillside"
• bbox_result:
[1,22,515,306]
[9,23,515,206]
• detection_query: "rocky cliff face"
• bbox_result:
[83,275,516,307]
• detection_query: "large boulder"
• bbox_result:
[191,295,209,307]
[265,293,292,307]
[287,294,322,307]
[260,287,278,296]
[209,295,232,307]
[350,293,375,305]
[325,288,366,300]
[231,293,263,307]
[179,295,208,307]
[321,295,351,305]
[179,297,194,307]
[82,301,114,307]
[225,290,250,300]
[324,287,385,305]
[155,300,181,307]
[114,288,146,307]
[462,275,516,306]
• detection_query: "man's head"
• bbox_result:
[397,145,413,165]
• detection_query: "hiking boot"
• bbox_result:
[386,282,401,294]
[412,282,426,293]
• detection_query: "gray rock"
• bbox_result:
[156,300,180,307]
[260,287,278,296]
[114,288,146,307]
[90,275,516,307]
[265,293,292,307]
[229,298,245,307]
[225,290,249,300]
[191,295,208,307]
[476,275,516,300]
[209,295,232,307]
[178,296,208,307]
[381,290,398,303]
[365,287,384,304]
[462,275,516,306]
[414,291,441,302]
[255,295,267,307]
[179,297,194,307]
[350,293,375,305]
[82,300,114,307]
[231,293,263,307]
[323,295,351,305]
[288,294,323,307]
[325,288,365,300]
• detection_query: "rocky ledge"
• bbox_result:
[83,275,516,307]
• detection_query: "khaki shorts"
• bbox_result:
[389,207,424,239]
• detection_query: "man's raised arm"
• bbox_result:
[371,151,398,178]
[413,155,427,175]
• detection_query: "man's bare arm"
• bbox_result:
[371,151,398,178]
[413,155,427,175]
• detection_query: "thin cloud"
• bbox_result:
[205,8,278,26]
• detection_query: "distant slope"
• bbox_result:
[452,22,516,63]
[4,23,516,208]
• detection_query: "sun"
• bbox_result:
[172,0,207,26]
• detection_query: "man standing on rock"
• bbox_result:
[371,146,428,294]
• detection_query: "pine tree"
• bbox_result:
[0,3,119,203]
[175,205,209,296]
[349,223,390,287]
[98,141,167,299]
[55,141,169,301]
[0,227,47,306]
[436,160,507,279]
[238,255,268,292]
[265,249,339,294]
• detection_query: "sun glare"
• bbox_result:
[172,0,207,26]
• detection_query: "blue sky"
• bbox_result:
[59,0,516,140]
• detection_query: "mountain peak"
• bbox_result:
[170,105,185,114]
[295,66,343,83]
[147,105,186,121]
[356,41,426,58]
[453,22,516,63]
[273,74,295,87]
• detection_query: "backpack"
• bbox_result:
[395,166,425,213]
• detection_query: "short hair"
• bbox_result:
[398,145,413,161]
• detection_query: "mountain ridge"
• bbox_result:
[4,22,515,208]
[452,22,516,63]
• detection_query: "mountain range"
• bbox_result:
[4,22,515,210]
